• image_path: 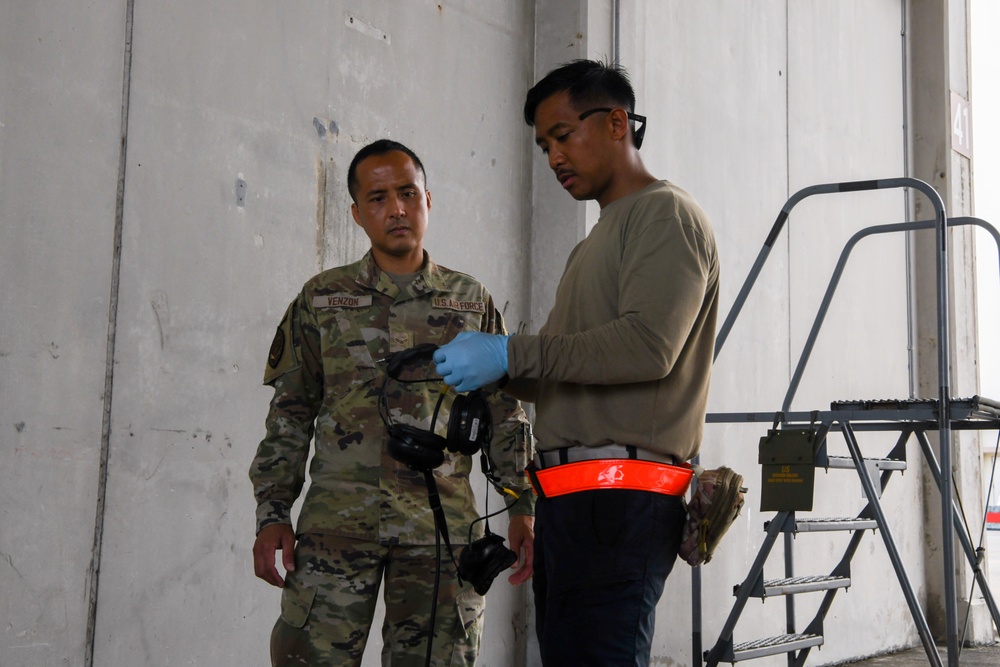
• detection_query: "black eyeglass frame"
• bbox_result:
[577,107,647,149]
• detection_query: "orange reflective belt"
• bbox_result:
[527,459,693,499]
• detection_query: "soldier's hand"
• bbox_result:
[253,523,296,588]
[507,514,535,585]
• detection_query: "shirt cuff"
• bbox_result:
[255,500,293,535]
[506,488,537,517]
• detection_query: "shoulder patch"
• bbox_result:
[267,327,285,369]
[263,300,300,385]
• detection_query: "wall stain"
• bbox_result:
[312,117,326,137]
[143,445,173,481]
[2,552,23,579]
[316,157,328,271]
[151,291,169,348]
[15,422,25,433]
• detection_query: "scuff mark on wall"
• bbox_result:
[142,443,174,482]
[312,117,326,138]
[14,446,90,462]
[2,553,24,579]
[151,291,168,349]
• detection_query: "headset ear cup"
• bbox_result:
[458,533,517,595]
[387,424,447,471]
[446,394,471,454]
[446,392,492,456]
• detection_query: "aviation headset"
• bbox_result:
[378,342,519,596]
[379,343,493,471]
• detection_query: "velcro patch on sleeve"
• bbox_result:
[262,301,299,385]
[267,327,286,369]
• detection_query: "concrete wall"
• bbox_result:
[0,0,989,666]
[0,1,127,664]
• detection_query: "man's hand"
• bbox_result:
[507,514,535,585]
[433,331,509,392]
[253,523,296,588]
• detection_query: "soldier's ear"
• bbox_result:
[425,190,432,212]
[351,202,362,227]
[608,108,630,143]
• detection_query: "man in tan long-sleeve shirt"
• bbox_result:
[434,59,719,666]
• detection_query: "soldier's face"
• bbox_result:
[351,151,431,272]
[533,90,616,206]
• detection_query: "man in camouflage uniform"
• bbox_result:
[250,139,535,666]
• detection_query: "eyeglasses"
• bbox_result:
[578,107,647,149]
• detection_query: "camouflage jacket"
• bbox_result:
[249,250,534,545]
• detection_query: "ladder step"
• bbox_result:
[726,634,824,662]
[754,575,851,597]
[765,516,878,533]
[825,455,906,471]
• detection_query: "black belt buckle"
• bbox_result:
[525,462,547,500]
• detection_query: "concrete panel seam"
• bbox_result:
[85,1,135,665]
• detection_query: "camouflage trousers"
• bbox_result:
[270,533,485,667]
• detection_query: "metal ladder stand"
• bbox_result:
[694,178,1000,667]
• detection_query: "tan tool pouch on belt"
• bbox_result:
[678,465,747,566]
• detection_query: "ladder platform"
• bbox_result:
[830,395,1000,419]
[718,633,825,662]
[739,575,851,598]
[707,395,1000,424]
[824,455,907,471]
[765,516,878,533]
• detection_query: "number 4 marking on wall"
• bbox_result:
[952,90,973,159]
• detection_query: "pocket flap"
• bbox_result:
[280,583,316,629]
[455,587,485,634]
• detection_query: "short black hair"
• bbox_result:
[523,59,636,126]
[347,139,427,202]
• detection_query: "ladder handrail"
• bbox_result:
[697,177,964,666]
[714,178,945,361]
[782,216,1000,413]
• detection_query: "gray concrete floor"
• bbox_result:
[838,529,1000,666]
[840,643,1000,666]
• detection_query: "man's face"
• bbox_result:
[533,90,615,204]
[351,150,431,271]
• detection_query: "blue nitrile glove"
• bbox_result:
[433,331,509,393]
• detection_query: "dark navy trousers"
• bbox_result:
[532,488,687,666]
